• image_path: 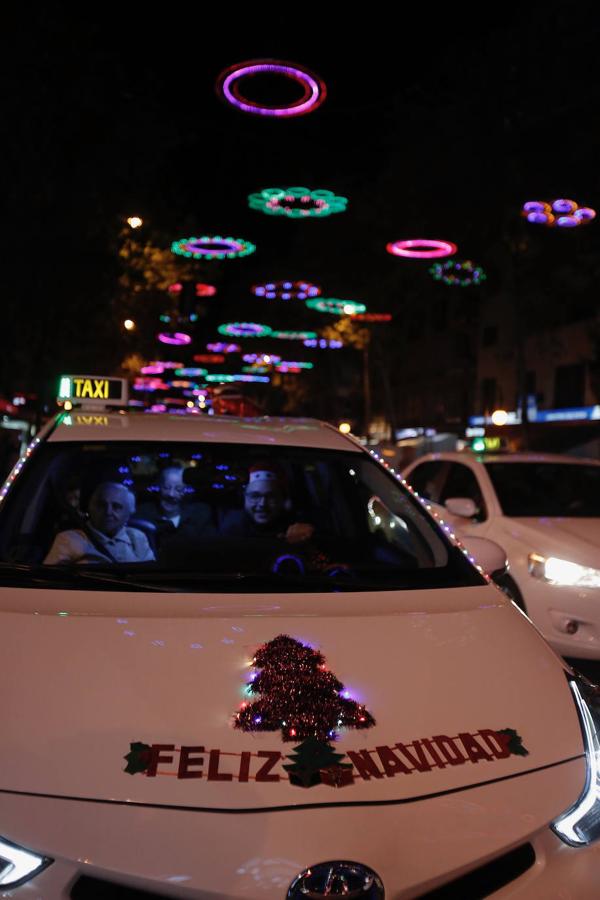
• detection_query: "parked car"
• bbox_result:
[403,450,600,660]
[0,384,600,897]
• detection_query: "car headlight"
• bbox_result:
[552,674,600,846]
[0,835,51,888]
[528,553,600,588]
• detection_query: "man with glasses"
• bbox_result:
[138,464,214,543]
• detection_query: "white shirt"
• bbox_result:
[44,525,155,565]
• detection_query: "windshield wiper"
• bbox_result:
[0,562,165,592]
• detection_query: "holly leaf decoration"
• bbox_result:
[124,741,152,774]
[497,728,529,757]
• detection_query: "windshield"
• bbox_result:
[485,461,600,517]
[0,441,483,592]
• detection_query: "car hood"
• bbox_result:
[497,516,600,568]
[0,584,582,811]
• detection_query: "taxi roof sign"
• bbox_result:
[58,375,128,408]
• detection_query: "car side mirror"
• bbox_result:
[461,536,508,578]
[445,496,478,519]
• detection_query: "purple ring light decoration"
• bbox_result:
[150,360,184,369]
[157,332,192,346]
[556,215,580,228]
[522,201,551,214]
[527,211,554,225]
[217,59,326,118]
[575,207,596,222]
[243,352,281,364]
[141,364,165,375]
[304,338,343,349]
[552,198,577,214]
[252,280,321,300]
[171,235,256,260]
[386,239,458,259]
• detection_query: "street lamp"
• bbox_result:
[339,422,352,434]
[126,216,143,229]
[123,319,136,331]
[491,409,508,426]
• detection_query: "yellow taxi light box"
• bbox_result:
[58,375,128,406]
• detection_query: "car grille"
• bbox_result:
[71,843,535,900]
[418,843,536,898]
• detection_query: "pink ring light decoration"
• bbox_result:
[218,60,326,117]
[386,239,458,259]
[157,332,192,346]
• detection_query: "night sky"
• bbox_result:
[4,5,600,419]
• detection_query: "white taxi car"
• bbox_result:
[1,378,600,898]
[403,450,600,661]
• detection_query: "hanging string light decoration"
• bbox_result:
[174,368,209,377]
[171,236,256,260]
[252,280,321,300]
[205,373,270,383]
[303,338,343,349]
[386,239,457,259]
[429,260,486,287]
[218,322,272,338]
[194,353,226,364]
[306,298,367,316]
[248,187,348,219]
[149,360,183,369]
[521,199,596,228]
[350,313,393,322]
[275,361,314,371]
[217,59,326,117]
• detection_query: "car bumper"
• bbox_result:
[513,574,600,659]
[1,757,600,898]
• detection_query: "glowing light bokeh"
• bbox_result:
[174,368,209,377]
[252,280,321,300]
[194,353,226,364]
[243,353,281,364]
[218,322,272,338]
[271,330,317,341]
[157,332,192,345]
[386,239,457,259]
[206,343,241,354]
[303,338,343,349]
[217,59,326,117]
[306,298,367,315]
[429,259,486,287]
[205,373,270,383]
[249,187,347,218]
[350,313,393,322]
[171,235,256,260]
[150,360,184,369]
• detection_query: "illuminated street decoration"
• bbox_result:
[174,368,209,377]
[141,364,165,375]
[217,59,326,117]
[386,239,457,259]
[350,313,393,322]
[306,298,367,315]
[171,235,256,260]
[521,199,596,228]
[429,260,486,287]
[271,330,317,340]
[168,282,217,297]
[242,365,269,374]
[218,322,272,338]
[252,280,321,300]
[243,353,281,364]
[248,187,347,218]
[205,373,270,383]
[157,332,192,345]
[206,343,241,354]
[274,361,313,370]
[194,353,226,364]
[150,360,183,369]
[133,378,168,392]
[303,338,343,349]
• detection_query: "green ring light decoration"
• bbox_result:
[306,298,367,315]
[248,187,348,219]
[171,235,256,260]
[429,259,487,287]
[218,322,272,338]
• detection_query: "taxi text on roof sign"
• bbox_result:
[57,376,128,407]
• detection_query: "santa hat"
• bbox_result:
[247,462,287,488]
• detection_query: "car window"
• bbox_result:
[485,462,600,517]
[0,442,485,592]
[440,463,487,521]
[405,461,448,503]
